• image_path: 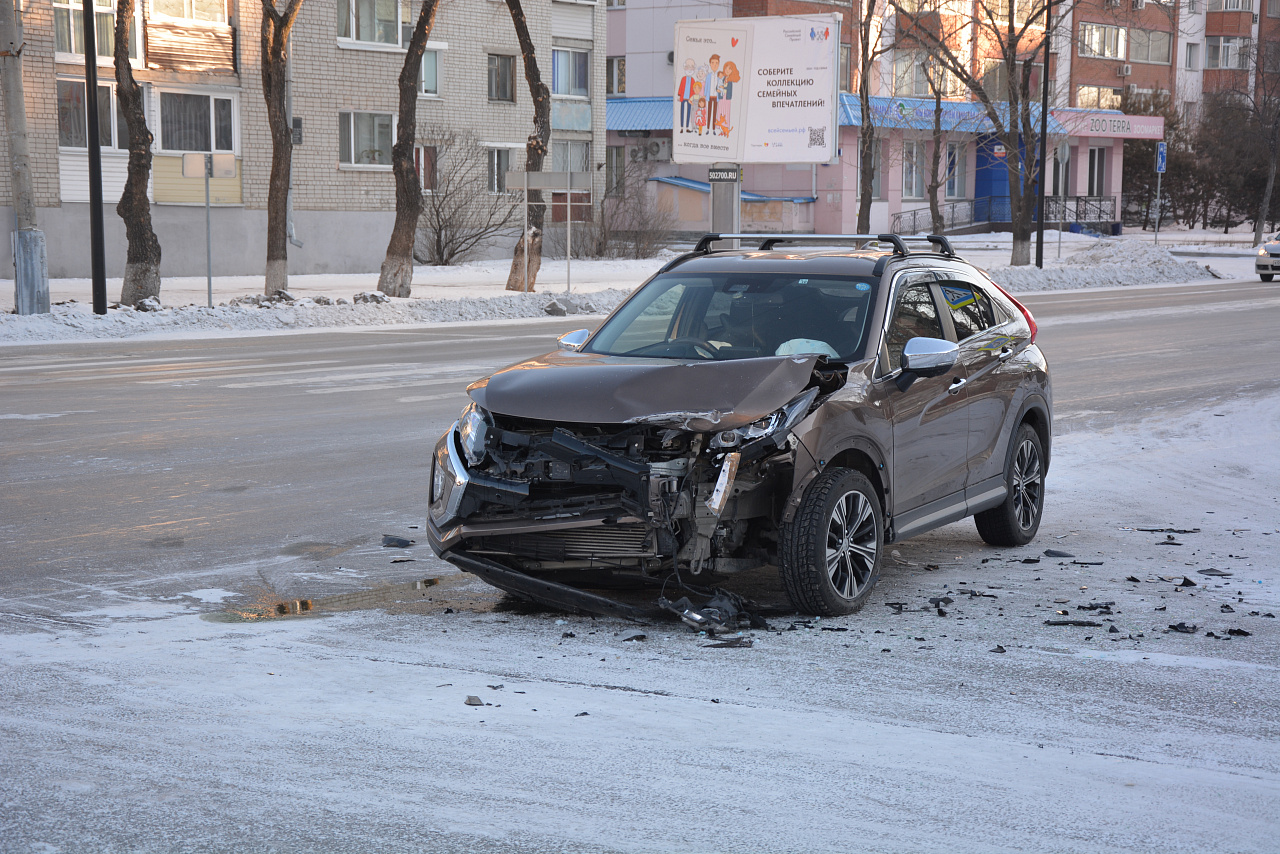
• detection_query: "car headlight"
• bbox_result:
[1260,247,1269,256]
[458,403,491,466]
[710,387,819,449]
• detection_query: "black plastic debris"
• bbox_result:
[1178,576,1197,587]
[1155,606,1166,611]
[1044,549,1075,558]
[885,602,908,614]
[1137,527,1200,534]
[575,712,590,717]
[990,645,1006,653]
[561,631,576,638]
[658,589,770,633]
[1020,558,1041,564]
[622,633,647,642]
[464,695,484,706]
[390,558,416,564]
[1077,602,1116,613]
[1221,604,1235,613]
[1197,568,1233,577]
[381,535,414,548]
[1228,628,1251,637]
[935,607,948,617]
[1044,619,1103,627]
[1168,622,1198,634]
[1126,576,1142,583]
[488,684,504,690]
[1108,625,1120,633]
[928,597,954,607]
[703,637,753,649]
[1072,560,1104,566]
[924,564,939,571]
[1157,536,1183,547]
[957,589,997,599]
[820,626,849,632]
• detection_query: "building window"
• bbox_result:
[153,0,227,23]
[894,52,931,97]
[421,50,440,95]
[414,145,437,191]
[1129,29,1172,64]
[1187,0,1197,11]
[903,140,926,199]
[553,48,590,98]
[160,91,234,152]
[1266,42,1280,72]
[840,44,851,93]
[606,56,626,96]
[1087,146,1106,197]
[1078,23,1126,59]
[489,54,516,102]
[54,0,140,60]
[606,145,625,195]
[488,148,511,193]
[1076,85,1123,109]
[56,80,133,151]
[338,111,393,166]
[605,0,625,6]
[1181,101,1199,125]
[1207,0,1252,9]
[992,0,1036,23]
[1207,36,1250,69]
[945,142,966,199]
[552,140,590,173]
[1270,0,1280,15]
[1185,43,1200,70]
[338,0,399,45]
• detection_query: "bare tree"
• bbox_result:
[114,0,161,306]
[503,0,551,292]
[377,0,441,297]
[558,158,675,259]
[1235,43,1280,245]
[414,129,519,266]
[260,0,304,295]
[854,0,893,233]
[892,0,1073,265]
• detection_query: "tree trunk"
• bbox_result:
[261,0,304,296]
[378,0,440,298]
[1006,132,1032,266]
[1254,141,1279,246]
[504,0,551,292]
[113,0,161,306]
[927,85,944,235]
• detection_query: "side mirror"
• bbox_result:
[900,337,958,378]
[557,328,590,351]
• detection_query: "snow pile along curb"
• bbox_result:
[987,240,1222,292]
[0,288,635,343]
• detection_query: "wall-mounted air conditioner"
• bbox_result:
[1117,63,1132,76]
[628,140,671,162]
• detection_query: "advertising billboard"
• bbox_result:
[672,14,841,165]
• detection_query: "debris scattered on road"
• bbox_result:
[990,645,1007,653]
[488,684,504,690]
[381,535,414,548]
[465,695,484,706]
[885,602,908,614]
[928,597,954,607]
[704,637,753,649]
[1045,619,1103,627]
[1228,628,1251,637]
[562,631,576,638]
[1072,560,1105,566]
[622,634,647,642]
[1221,604,1235,613]
[1198,568,1233,577]
[575,712,590,717]
[1178,576,1197,587]
[820,626,848,632]
[390,558,416,563]
[1077,602,1115,613]
[1137,527,1201,534]
[1126,576,1142,583]
[1108,625,1120,633]
[1168,623,1198,634]
[1157,535,1183,546]
[1044,549,1075,558]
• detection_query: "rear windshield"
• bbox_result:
[585,272,880,361]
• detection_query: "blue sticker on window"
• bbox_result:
[855,282,871,291]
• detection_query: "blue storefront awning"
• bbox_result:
[650,176,815,204]
[608,95,1066,136]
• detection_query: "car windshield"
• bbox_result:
[585,271,879,361]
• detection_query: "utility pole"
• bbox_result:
[0,0,49,314]
[1035,0,1055,269]
[82,0,107,315]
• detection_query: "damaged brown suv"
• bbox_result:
[427,234,1051,617]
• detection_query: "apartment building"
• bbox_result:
[2,0,607,278]
[605,0,1280,233]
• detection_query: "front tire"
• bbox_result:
[781,469,883,616]
[975,423,1045,546]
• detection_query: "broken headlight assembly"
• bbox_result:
[457,403,492,466]
[709,387,819,450]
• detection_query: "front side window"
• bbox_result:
[606,56,626,96]
[885,283,944,368]
[160,91,234,152]
[154,0,227,23]
[338,111,393,165]
[489,54,515,102]
[54,0,139,59]
[903,140,925,199]
[1078,23,1126,59]
[488,148,511,193]
[1130,29,1172,64]
[586,273,880,362]
[553,49,590,98]
[939,283,995,342]
[338,0,399,45]
[57,80,132,151]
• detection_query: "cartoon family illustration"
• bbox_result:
[676,54,741,137]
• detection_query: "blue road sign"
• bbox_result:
[1156,141,1167,174]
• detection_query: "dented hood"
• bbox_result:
[467,351,820,431]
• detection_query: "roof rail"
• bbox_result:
[692,233,912,255]
[925,234,957,257]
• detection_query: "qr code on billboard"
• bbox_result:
[808,127,825,148]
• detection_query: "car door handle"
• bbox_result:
[997,346,1015,362]
[948,377,967,395]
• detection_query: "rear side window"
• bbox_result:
[885,283,944,368]
[939,282,995,341]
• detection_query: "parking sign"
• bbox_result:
[1156,141,1167,174]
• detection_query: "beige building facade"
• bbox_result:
[2,0,607,279]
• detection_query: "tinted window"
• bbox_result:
[586,272,879,361]
[939,282,995,341]
[885,283,943,367]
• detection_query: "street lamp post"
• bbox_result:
[1035,0,1055,269]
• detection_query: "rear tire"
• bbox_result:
[975,423,1045,547]
[1262,274,1274,282]
[780,469,883,616]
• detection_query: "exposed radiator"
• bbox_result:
[471,524,652,561]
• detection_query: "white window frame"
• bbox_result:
[1086,146,1106,197]
[605,145,625,195]
[152,0,228,24]
[1078,23,1127,59]
[53,0,143,66]
[945,142,966,199]
[552,47,591,99]
[488,148,514,194]
[157,88,239,155]
[902,140,926,200]
[1129,29,1172,65]
[338,110,395,169]
[337,0,404,50]
[55,78,136,153]
[1207,36,1250,69]
[1185,42,1200,71]
[840,44,851,93]
[551,139,591,173]
[606,56,625,96]
[1207,0,1252,10]
[399,27,446,97]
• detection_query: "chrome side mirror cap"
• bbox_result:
[901,337,958,378]
[557,328,590,351]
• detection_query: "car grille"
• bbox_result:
[470,524,653,561]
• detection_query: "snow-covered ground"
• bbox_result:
[1,235,1259,344]
[2,389,1277,853]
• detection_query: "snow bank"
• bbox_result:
[988,240,1221,292]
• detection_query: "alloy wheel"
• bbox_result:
[1012,438,1043,530]
[825,490,878,600]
